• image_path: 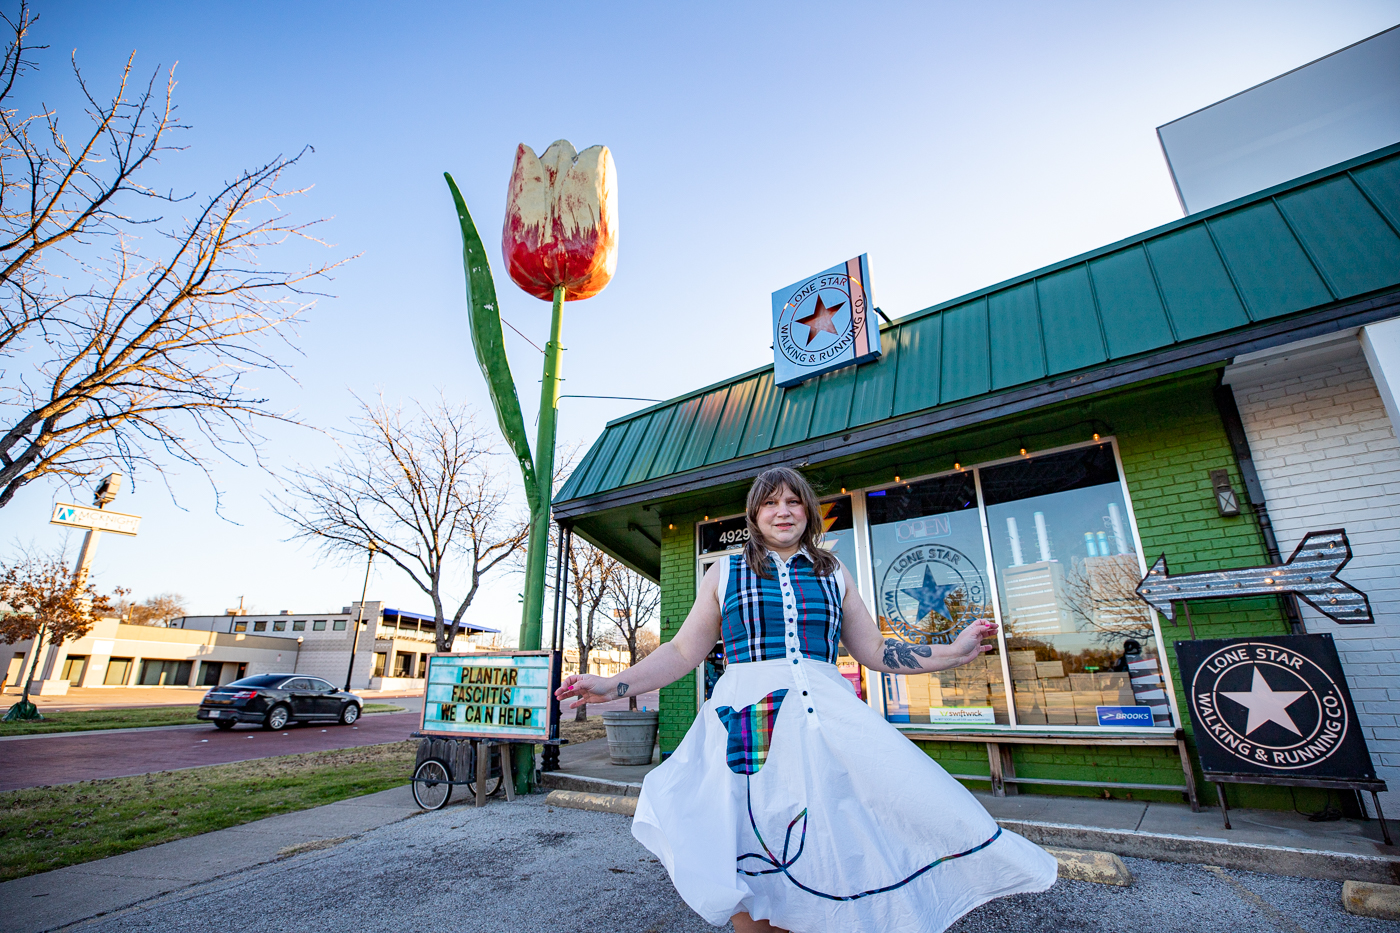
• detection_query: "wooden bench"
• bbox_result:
[901,727,1200,812]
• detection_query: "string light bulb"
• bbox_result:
[894,476,901,483]
[1020,447,1028,456]
[668,523,675,530]
[1093,432,1100,441]
[840,487,846,494]
[954,462,961,471]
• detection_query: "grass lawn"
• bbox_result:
[558,716,607,745]
[0,740,416,881]
[0,703,404,736]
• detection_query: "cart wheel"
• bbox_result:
[467,774,503,798]
[413,760,452,811]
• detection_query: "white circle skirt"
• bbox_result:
[632,657,1058,932]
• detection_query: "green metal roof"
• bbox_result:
[557,143,1400,509]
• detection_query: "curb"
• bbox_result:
[540,771,643,797]
[1002,818,1400,885]
[546,789,638,816]
[1343,880,1400,920]
[1044,846,1133,886]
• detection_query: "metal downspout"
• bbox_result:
[1213,383,1305,634]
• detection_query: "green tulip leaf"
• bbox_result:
[444,172,540,512]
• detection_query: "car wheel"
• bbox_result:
[413,759,452,810]
[214,720,235,731]
[339,703,360,725]
[263,704,290,731]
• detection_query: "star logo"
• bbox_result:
[900,566,959,623]
[1220,666,1307,736]
[794,295,844,346]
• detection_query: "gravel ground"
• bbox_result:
[79,795,1398,933]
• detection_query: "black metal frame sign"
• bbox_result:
[1174,634,1374,781]
[1137,529,1372,624]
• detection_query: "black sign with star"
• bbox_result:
[1174,634,1373,780]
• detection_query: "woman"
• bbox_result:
[557,467,1057,932]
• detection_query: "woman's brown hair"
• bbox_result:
[742,467,840,578]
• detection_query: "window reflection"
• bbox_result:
[817,495,855,564]
[866,474,1006,724]
[981,445,1172,727]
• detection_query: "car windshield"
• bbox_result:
[223,675,291,688]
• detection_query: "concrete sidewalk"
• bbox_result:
[7,738,1399,932]
[0,785,421,933]
[5,782,1394,933]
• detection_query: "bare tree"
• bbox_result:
[605,567,659,709]
[118,591,187,626]
[0,3,342,509]
[566,538,621,720]
[0,553,120,716]
[1060,555,1156,647]
[276,394,528,653]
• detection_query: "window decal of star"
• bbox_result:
[795,296,844,345]
[1220,666,1308,736]
[901,566,959,624]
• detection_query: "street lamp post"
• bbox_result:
[345,541,377,692]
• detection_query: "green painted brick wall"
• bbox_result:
[658,516,699,755]
[651,370,1327,810]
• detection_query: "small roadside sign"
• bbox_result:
[50,503,141,536]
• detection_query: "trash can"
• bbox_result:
[601,709,658,765]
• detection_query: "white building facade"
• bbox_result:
[1224,319,1400,812]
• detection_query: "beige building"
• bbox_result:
[562,645,632,678]
[2,602,502,695]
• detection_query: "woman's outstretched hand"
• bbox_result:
[950,619,999,666]
[556,673,618,709]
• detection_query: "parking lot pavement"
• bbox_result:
[0,711,422,791]
[47,794,1398,933]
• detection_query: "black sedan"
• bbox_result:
[197,674,362,730]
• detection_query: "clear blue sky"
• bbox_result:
[7,1,1399,637]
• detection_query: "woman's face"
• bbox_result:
[755,484,807,551]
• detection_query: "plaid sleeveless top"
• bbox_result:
[716,551,845,664]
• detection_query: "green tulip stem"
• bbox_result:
[519,283,566,652]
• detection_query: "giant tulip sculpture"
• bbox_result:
[503,140,618,301]
[445,139,618,663]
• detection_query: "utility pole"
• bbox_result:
[345,542,377,692]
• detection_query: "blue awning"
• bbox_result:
[382,608,500,634]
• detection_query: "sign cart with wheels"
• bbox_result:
[409,651,558,810]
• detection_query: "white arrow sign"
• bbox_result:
[50,503,141,536]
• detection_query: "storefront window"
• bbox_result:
[691,441,1171,731]
[866,473,1006,724]
[981,444,1172,727]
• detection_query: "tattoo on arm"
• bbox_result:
[882,638,933,670]
[616,682,630,698]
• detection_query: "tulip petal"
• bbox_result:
[502,139,619,303]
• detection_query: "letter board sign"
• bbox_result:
[772,254,881,387]
[420,651,554,741]
[1173,634,1373,780]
